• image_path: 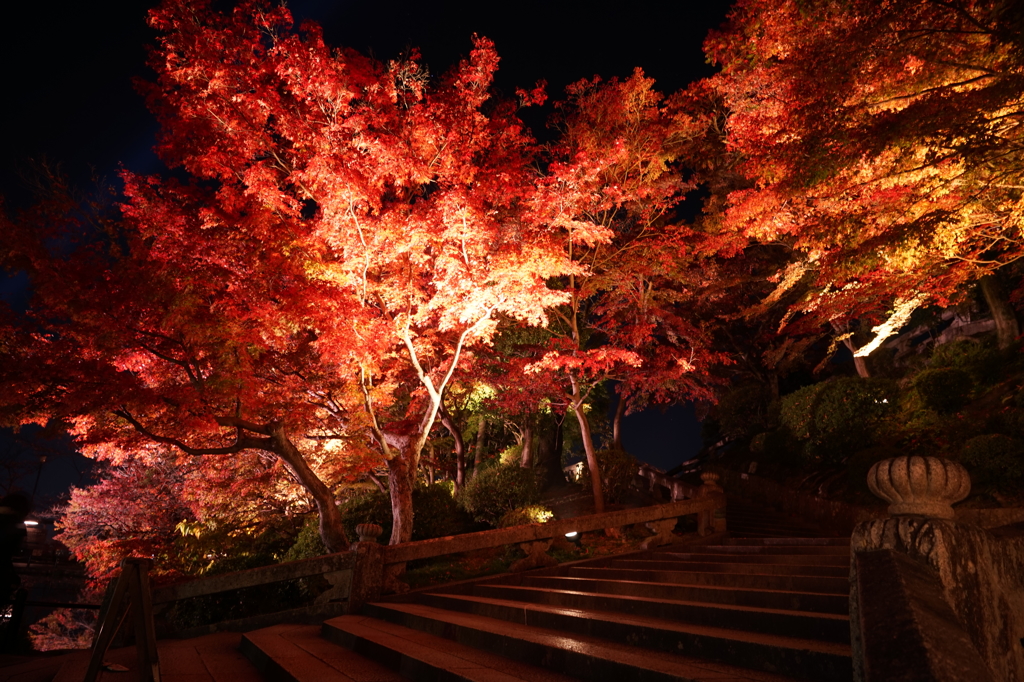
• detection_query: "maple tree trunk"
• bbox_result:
[520,422,533,468]
[439,407,467,491]
[536,413,566,489]
[851,353,870,379]
[386,454,415,545]
[473,416,488,474]
[570,377,604,514]
[269,426,348,553]
[834,321,870,378]
[612,392,627,450]
[427,443,436,485]
[572,404,605,514]
[979,274,1020,350]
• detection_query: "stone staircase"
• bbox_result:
[238,496,854,682]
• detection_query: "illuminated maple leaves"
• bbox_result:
[0,0,583,550]
[707,0,1024,353]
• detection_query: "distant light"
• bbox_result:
[24,520,39,527]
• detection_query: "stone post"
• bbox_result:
[852,456,1024,681]
[348,523,384,614]
[697,472,727,535]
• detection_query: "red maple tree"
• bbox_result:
[706,0,1024,359]
[524,71,726,511]
[1,0,569,548]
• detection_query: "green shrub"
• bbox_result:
[845,446,903,495]
[580,447,641,505]
[959,434,1024,486]
[999,409,1024,439]
[318,483,470,547]
[780,377,897,465]
[749,429,801,465]
[338,490,392,542]
[717,383,775,440]
[499,444,523,466]
[912,367,973,413]
[779,383,826,441]
[930,339,1001,385]
[412,483,471,540]
[456,464,542,527]
[282,516,326,562]
[498,505,554,528]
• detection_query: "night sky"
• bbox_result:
[1,0,733,501]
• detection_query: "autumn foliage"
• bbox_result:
[3,0,1022,609]
[706,0,1024,356]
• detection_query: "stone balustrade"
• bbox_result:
[140,488,726,638]
[852,455,1024,682]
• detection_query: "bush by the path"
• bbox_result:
[959,434,1024,487]
[913,367,974,414]
[930,339,1001,385]
[284,482,469,559]
[579,447,642,505]
[456,463,542,527]
[779,377,897,465]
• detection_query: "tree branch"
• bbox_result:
[115,409,273,455]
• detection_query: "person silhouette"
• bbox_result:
[0,493,31,607]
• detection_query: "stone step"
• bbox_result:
[726,521,818,528]
[323,612,808,682]
[725,513,814,524]
[646,552,849,566]
[729,531,833,539]
[609,560,849,577]
[241,623,403,682]
[684,545,850,556]
[568,567,849,594]
[722,538,850,546]
[446,583,851,643]
[318,614,579,682]
[356,601,852,682]
[725,513,823,526]
[726,527,828,537]
[726,521,824,528]
[50,632,263,682]
[518,575,850,614]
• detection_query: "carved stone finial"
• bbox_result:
[699,471,723,494]
[867,456,970,519]
[355,522,383,543]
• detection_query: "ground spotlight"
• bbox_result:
[565,531,581,544]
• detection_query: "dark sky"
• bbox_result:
[2,0,732,204]
[1,0,733,496]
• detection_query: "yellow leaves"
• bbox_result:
[304,260,356,288]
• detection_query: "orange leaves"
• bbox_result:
[707,0,1024,340]
[526,346,642,377]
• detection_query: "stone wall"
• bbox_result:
[852,548,994,681]
[852,517,1024,681]
[851,455,1024,682]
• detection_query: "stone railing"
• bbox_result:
[144,552,356,639]
[638,464,700,500]
[851,456,1024,682]
[137,482,726,637]
[357,483,726,606]
[704,464,886,533]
